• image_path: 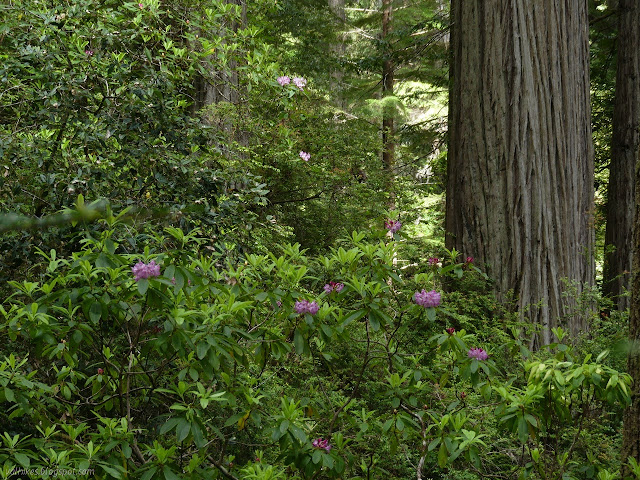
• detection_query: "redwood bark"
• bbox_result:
[446,0,595,347]
[603,0,640,312]
[619,1,640,473]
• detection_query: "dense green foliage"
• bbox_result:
[0,217,633,480]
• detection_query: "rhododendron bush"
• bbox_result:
[0,210,631,480]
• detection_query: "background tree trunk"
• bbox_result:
[329,0,346,109]
[446,0,595,347]
[193,0,248,155]
[382,0,395,208]
[603,0,640,312]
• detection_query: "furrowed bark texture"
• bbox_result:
[446,0,595,347]
[603,0,640,312]
[621,0,640,463]
[623,170,640,471]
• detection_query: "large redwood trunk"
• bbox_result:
[446,1,595,347]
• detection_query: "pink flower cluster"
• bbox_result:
[468,348,489,361]
[277,76,307,91]
[385,219,402,233]
[299,151,311,162]
[413,289,441,308]
[428,257,439,266]
[312,438,332,452]
[294,300,320,315]
[292,77,307,90]
[131,260,161,281]
[323,281,344,294]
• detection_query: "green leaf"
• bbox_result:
[255,292,269,302]
[14,453,30,467]
[517,417,528,443]
[438,442,448,467]
[140,467,157,480]
[289,425,307,444]
[163,466,181,480]
[4,387,15,403]
[322,453,334,469]
[160,417,180,435]
[89,302,102,323]
[280,420,290,433]
[196,342,209,360]
[312,449,322,464]
[137,279,149,295]
[100,464,123,479]
[342,309,366,327]
[368,311,380,331]
[176,420,190,442]
[294,329,305,355]
[428,438,440,451]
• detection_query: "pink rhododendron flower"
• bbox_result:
[294,300,320,315]
[131,260,161,281]
[413,289,441,308]
[466,256,474,264]
[384,219,402,233]
[468,348,489,361]
[292,77,307,90]
[446,327,455,335]
[312,438,332,452]
[277,76,290,86]
[299,151,311,162]
[428,257,439,266]
[323,281,344,294]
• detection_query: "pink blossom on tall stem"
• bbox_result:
[299,151,311,162]
[277,76,291,86]
[428,257,439,266]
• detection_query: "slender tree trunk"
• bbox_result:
[604,0,640,312]
[329,0,346,109]
[382,0,395,208]
[193,0,248,154]
[446,0,595,347]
